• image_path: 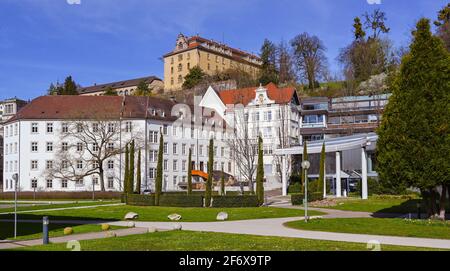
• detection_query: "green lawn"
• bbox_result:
[0,205,323,222]
[0,221,123,241]
[285,218,450,239]
[0,201,119,213]
[11,230,442,251]
[319,196,424,213]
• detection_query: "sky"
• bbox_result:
[0,0,447,100]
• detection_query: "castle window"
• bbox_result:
[187,63,190,70]
[171,66,174,74]
[178,63,182,72]
[178,75,182,84]
[178,54,183,61]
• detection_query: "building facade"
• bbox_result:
[78,76,164,96]
[163,34,262,91]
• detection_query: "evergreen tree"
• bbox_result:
[124,144,129,194]
[62,76,78,95]
[377,19,450,218]
[353,17,366,41]
[155,130,164,205]
[134,80,152,96]
[220,171,225,196]
[187,148,193,195]
[318,142,326,197]
[103,87,118,96]
[182,66,206,89]
[136,149,141,194]
[255,136,265,205]
[129,140,135,193]
[434,3,450,51]
[259,39,279,85]
[301,141,308,194]
[205,139,214,207]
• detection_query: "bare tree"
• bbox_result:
[363,9,390,40]
[277,40,296,85]
[45,118,142,191]
[290,33,328,90]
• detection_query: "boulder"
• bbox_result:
[124,212,139,220]
[63,227,73,235]
[148,226,157,233]
[167,213,182,221]
[216,212,228,221]
[172,223,182,230]
[127,221,135,228]
[101,224,110,231]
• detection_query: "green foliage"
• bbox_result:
[125,194,155,206]
[125,194,204,207]
[124,144,129,194]
[155,131,164,205]
[377,18,450,206]
[318,143,325,196]
[211,196,259,207]
[187,148,192,195]
[288,182,302,194]
[220,172,225,196]
[356,178,383,196]
[103,87,118,96]
[258,38,279,85]
[47,76,79,95]
[134,80,152,96]
[291,192,323,205]
[129,140,135,194]
[434,3,450,51]
[255,136,264,205]
[353,17,366,41]
[182,66,206,89]
[136,149,141,194]
[205,139,214,207]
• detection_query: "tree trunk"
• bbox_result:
[428,188,438,218]
[248,175,255,194]
[99,167,106,192]
[439,184,447,220]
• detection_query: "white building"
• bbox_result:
[3,95,233,192]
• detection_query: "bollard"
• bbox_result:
[43,216,49,245]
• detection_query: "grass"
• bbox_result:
[319,195,424,213]
[0,200,119,213]
[0,205,323,222]
[11,230,443,251]
[285,218,450,239]
[0,221,123,241]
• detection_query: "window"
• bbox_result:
[62,123,68,133]
[221,147,224,157]
[92,160,99,169]
[149,168,156,179]
[76,160,83,169]
[178,63,182,72]
[173,175,177,186]
[173,143,177,155]
[62,180,68,188]
[163,160,168,171]
[77,143,83,152]
[173,160,178,171]
[46,123,53,133]
[182,144,186,155]
[171,77,174,85]
[187,62,191,69]
[199,145,203,156]
[264,111,272,121]
[214,146,218,156]
[149,131,158,143]
[92,176,99,185]
[221,162,225,171]
[107,160,114,169]
[191,128,194,138]
[214,161,218,170]
[92,123,98,132]
[125,122,132,132]
[163,124,168,135]
[207,63,210,70]
[31,160,38,170]
[107,143,114,151]
[46,160,53,169]
[77,124,83,133]
[108,123,115,132]
[171,66,174,74]
[149,150,157,162]
[62,142,68,152]
[178,75,183,84]
[108,177,114,189]
[62,160,69,169]
[31,123,38,133]
[92,143,99,152]
[46,179,53,188]
[163,143,168,154]
[178,54,183,61]
[228,162,232,172]
[75,179,83,186]
[31,179,37,189]
[46,142,53,152]
[182,160,186,171]
[31,142,38,152]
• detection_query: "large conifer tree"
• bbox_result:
[155,131,164,205]
[136,149,141,194]
[205,139,214,207]
[255,136,265,205]
[187,148,193,195]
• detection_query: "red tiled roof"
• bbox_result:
[218,83,298,105]
[6,95,178,123]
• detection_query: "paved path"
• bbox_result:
[0,203,124,215]
[108,216,450,250]
[0,227,148,250]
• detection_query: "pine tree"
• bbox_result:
[129,140,135,194]
[187,148,193,195]
[124,144,129,194]
[62,76,78,95]
[136,149,141,194]
[205,139,214,207]
[103,87,118,96]
[377,18,450,218]
[255,136,265,205]
[155,130,164,205]
[318,142,326,198]
[301,141,308,194]
[182,66,206,89]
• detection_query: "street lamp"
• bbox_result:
[12,173,18,239]
[301,160,310,222]
[43,216,49,245]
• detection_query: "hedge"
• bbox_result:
[0,191,122,200]
[291,192,323,205]
[211,195,259,207]
[124,193,203,207]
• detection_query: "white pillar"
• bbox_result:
[282,155,287,196]
[361,147,368,200]
[335,151,341,197]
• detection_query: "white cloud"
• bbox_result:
[367,0,382,4]
[67,0,81,4]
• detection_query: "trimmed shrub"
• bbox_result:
[101,224,110,231]
[159,195,203,207]
[125,194,155,206]
[63,227,73,235]
[288,182,302,194]
[291,192,323,205]
[211,195,259,207]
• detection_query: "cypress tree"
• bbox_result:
[136,149,141,194]
[129,140,135,193]
[220,171,225,196]
[205,139,214,207]
[124,144,129,194]
[155,130,164,205]
[187,148,193,195]
[301,141,308,194]
[255,136,265,205]
[318,142,326,198]
[377,18,450,218]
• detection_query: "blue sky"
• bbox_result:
[0,0,447,100]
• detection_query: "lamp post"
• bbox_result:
[301,160,310,222]
[43,216,49,245]
[12,173,18,239]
